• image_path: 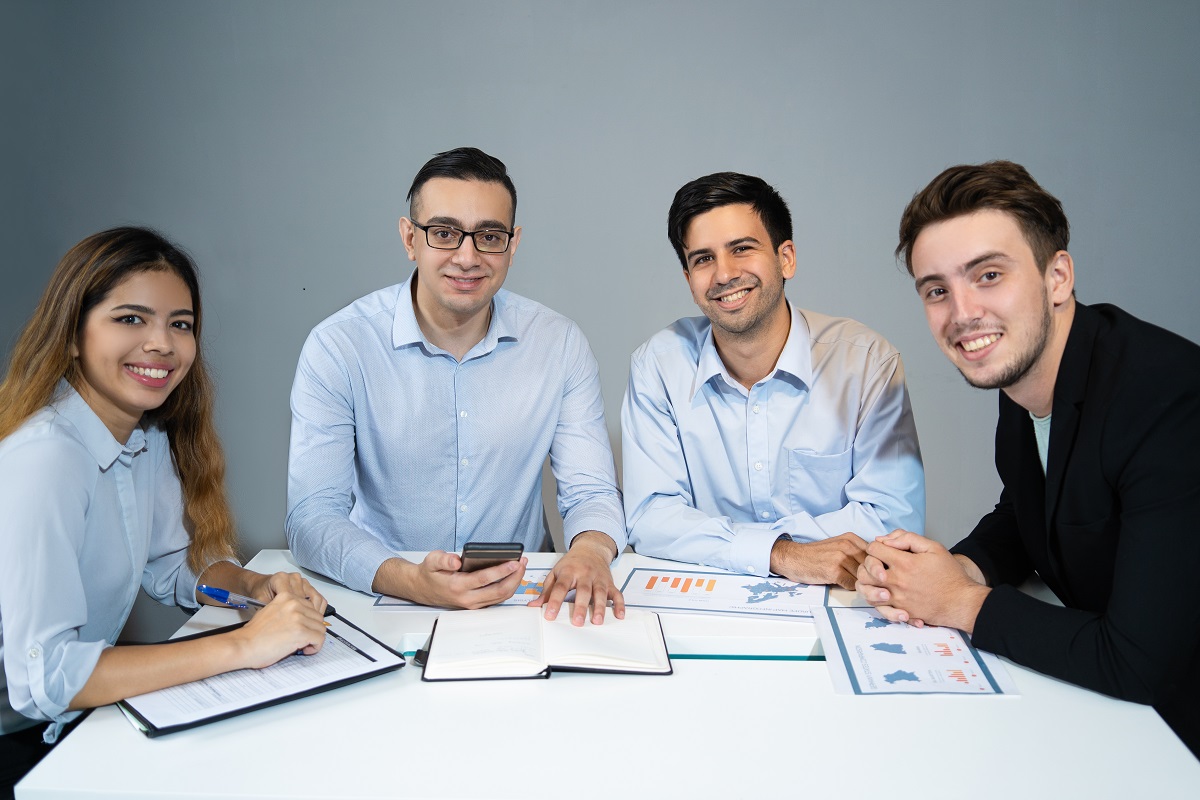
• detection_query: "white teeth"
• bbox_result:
[720,289,749,303]
[129,366,168,379]
[961,334,1000,353]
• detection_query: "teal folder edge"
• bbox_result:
[419,614,673,682]
[117,612,406,738]
[671,654,824,662]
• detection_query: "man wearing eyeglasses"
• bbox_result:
[286,147,626,626]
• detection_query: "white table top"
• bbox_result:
[18,550,1199,798]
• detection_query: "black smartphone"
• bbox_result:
[459,541,524,573]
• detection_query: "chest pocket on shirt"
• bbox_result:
[788,448,853,516]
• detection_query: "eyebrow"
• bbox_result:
[685,236,764,263]
[110,303,194,317]
[913,250,1013,291]
[423,216,511,231]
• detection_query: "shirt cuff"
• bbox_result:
[343,537,400,595]
[729,527,788,576]
[564,514,627,554]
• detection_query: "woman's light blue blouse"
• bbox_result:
[0,384,201,741]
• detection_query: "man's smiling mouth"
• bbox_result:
[960,333,1000,352]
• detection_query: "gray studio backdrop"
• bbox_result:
[3,1,1198,640]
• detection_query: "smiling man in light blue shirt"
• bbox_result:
[287,148,625,625]
[622,172,924,589]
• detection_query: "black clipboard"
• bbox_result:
[118,612,405,737]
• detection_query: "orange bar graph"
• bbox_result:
[947,670,969,684]
[642,574,720,593]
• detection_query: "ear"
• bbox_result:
[1046,251,1074,307]
[507,225,522,260]
[777,240,797,280]
[398,217,418,262]
[70,339,80,358]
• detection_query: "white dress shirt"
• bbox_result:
[622,304,925,576]
[286,274,625,593]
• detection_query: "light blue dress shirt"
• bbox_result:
[286,274,625,594]
[0,384,202,742]
[622,304,925,577]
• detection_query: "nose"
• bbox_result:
[947,286,983,325]
[142,321,175,354]
[713,253,741,285]
[449,235,483,269]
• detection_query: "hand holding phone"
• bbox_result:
[459,541,524,573]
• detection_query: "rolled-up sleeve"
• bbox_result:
[0,437,107,737]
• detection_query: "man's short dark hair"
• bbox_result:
[896,160,1070,275]
[667,172,793,270]
[406,147,518,225]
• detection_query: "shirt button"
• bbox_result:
[459,504,467,513]
[753,404,761,414]
[754,462,763,471]
[760,511,770,519]
[459,410,468,418]
[746,565,755,572]
[460,458,469,466]
[28,647,40,659]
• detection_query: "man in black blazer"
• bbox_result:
[856,160,1200,758]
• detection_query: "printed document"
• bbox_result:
[619,567,827,619]
[816,607,1016,695]
[119,615,404,734]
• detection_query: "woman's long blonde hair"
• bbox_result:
[0,227,236,572]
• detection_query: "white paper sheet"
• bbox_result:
[815,606,1017,695]
[619,567,827,619]
[120,616,404,732]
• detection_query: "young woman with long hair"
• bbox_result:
[0,227,329,795]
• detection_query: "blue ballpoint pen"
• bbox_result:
[197,584,264,609]
[197,584,337,619]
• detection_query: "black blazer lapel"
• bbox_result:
[1044,305,1099,532]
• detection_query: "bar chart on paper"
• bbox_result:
[814,606,1014,695]
[619,568,827,618]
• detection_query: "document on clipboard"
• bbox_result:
[118,614,404,736]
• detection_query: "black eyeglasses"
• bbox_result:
[412,222,514,254]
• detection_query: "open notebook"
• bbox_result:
[421,605,672,681]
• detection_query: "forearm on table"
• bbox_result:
[630,502,779,575]
[287,512,390,592]
[195,561,267,601]
[68,635,246,711]
[372,556,433,600]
